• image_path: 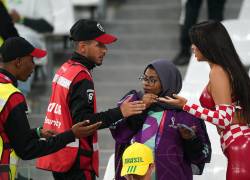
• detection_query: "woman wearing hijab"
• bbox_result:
[110,59,211,180]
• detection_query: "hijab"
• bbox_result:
[144,59,182,110]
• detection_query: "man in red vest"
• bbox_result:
[36,19,146,180]
[0,36,102,180]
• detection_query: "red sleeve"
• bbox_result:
[183,102,235,129]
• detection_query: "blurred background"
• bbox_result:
[1,0,247,179]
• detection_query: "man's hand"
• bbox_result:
[120,96,146,118]
[71,120,102,138]
[142,93,158,108]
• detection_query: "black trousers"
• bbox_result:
[52,170,96,180]
[180,0,226,53]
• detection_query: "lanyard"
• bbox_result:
[155,110,167,148]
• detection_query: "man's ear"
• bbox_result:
[13,58,22,69]
[78,41,89,54]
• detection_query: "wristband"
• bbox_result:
[36,127,42,138]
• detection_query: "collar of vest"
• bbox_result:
[0,69,18,87]
[71,52,96,70]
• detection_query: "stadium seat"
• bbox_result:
[103,153,115,180]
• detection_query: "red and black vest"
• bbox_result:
[36,60,99,175]
[0,73,20,180]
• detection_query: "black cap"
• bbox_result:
[70,19,117,44]
[0,37,47,62]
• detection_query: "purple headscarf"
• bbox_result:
[144,59,182,109]
[146,59,182,97]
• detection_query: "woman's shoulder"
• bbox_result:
[210,65,228,79]
[210,65,231,93]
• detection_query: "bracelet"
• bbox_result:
[36,127,42,138]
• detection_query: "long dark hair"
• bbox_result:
[189,20,250,123]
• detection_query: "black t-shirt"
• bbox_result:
[68,52,123,129]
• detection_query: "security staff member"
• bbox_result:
[37,19,146,180]
[0,37,101,180]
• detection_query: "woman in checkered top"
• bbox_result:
[159,20,250,180]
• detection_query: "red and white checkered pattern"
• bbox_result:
[220,124,250,151]
[183,103,235,129]
[183,102,250,151]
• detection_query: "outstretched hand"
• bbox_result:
[72,120,102,138]
[158,94,187,109]
[120,96,146,118]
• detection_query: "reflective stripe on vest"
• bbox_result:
[52,74,71,89]
[0,83,20,180]
[0,99,6,111]
[66,139,79,148]
[93,142,99,152]
[9,150,19,180]
[52,68,91,90]
[9,150,18,165]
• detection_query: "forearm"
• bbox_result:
[22,17,54,33]
[183,102,235,129]
[7,122,75,160]
[125,113,146,131]
[73,107,123,129]
[110,113,145,143]
[4,104,75,160]
[70,78,124,129]
[18,130,75,160]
